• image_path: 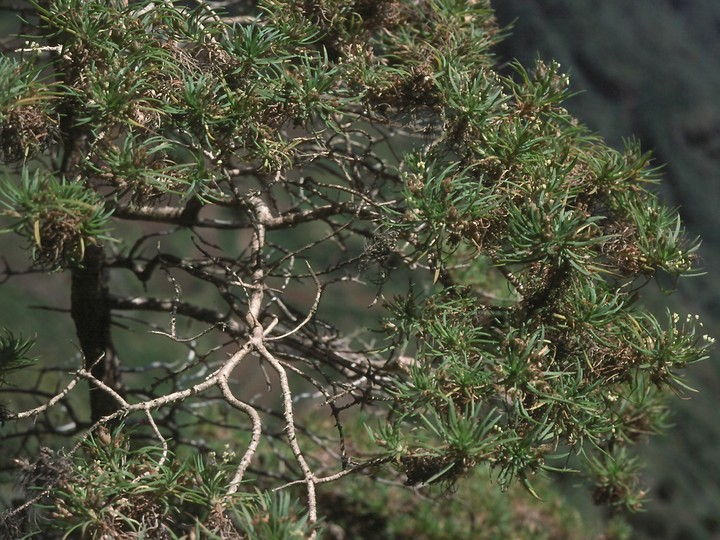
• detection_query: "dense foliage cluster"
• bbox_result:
[0,0,711,537]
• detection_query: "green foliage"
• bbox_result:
[0,57,45,113]
[0,56,56,162]
[0,169,114,269]
[236,490,313,540]
[18,426,312,539]
[371,45,711,508]
[0,0,712,537]
[0,331,36,389]
[324,465,593,540]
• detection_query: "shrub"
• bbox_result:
[0,0,711,537]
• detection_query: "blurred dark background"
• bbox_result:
[492,1,720,538]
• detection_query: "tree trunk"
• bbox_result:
[70,244,123,423]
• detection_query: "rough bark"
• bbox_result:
[70,244,122,423]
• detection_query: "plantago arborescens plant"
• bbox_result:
[0,0,712,537]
